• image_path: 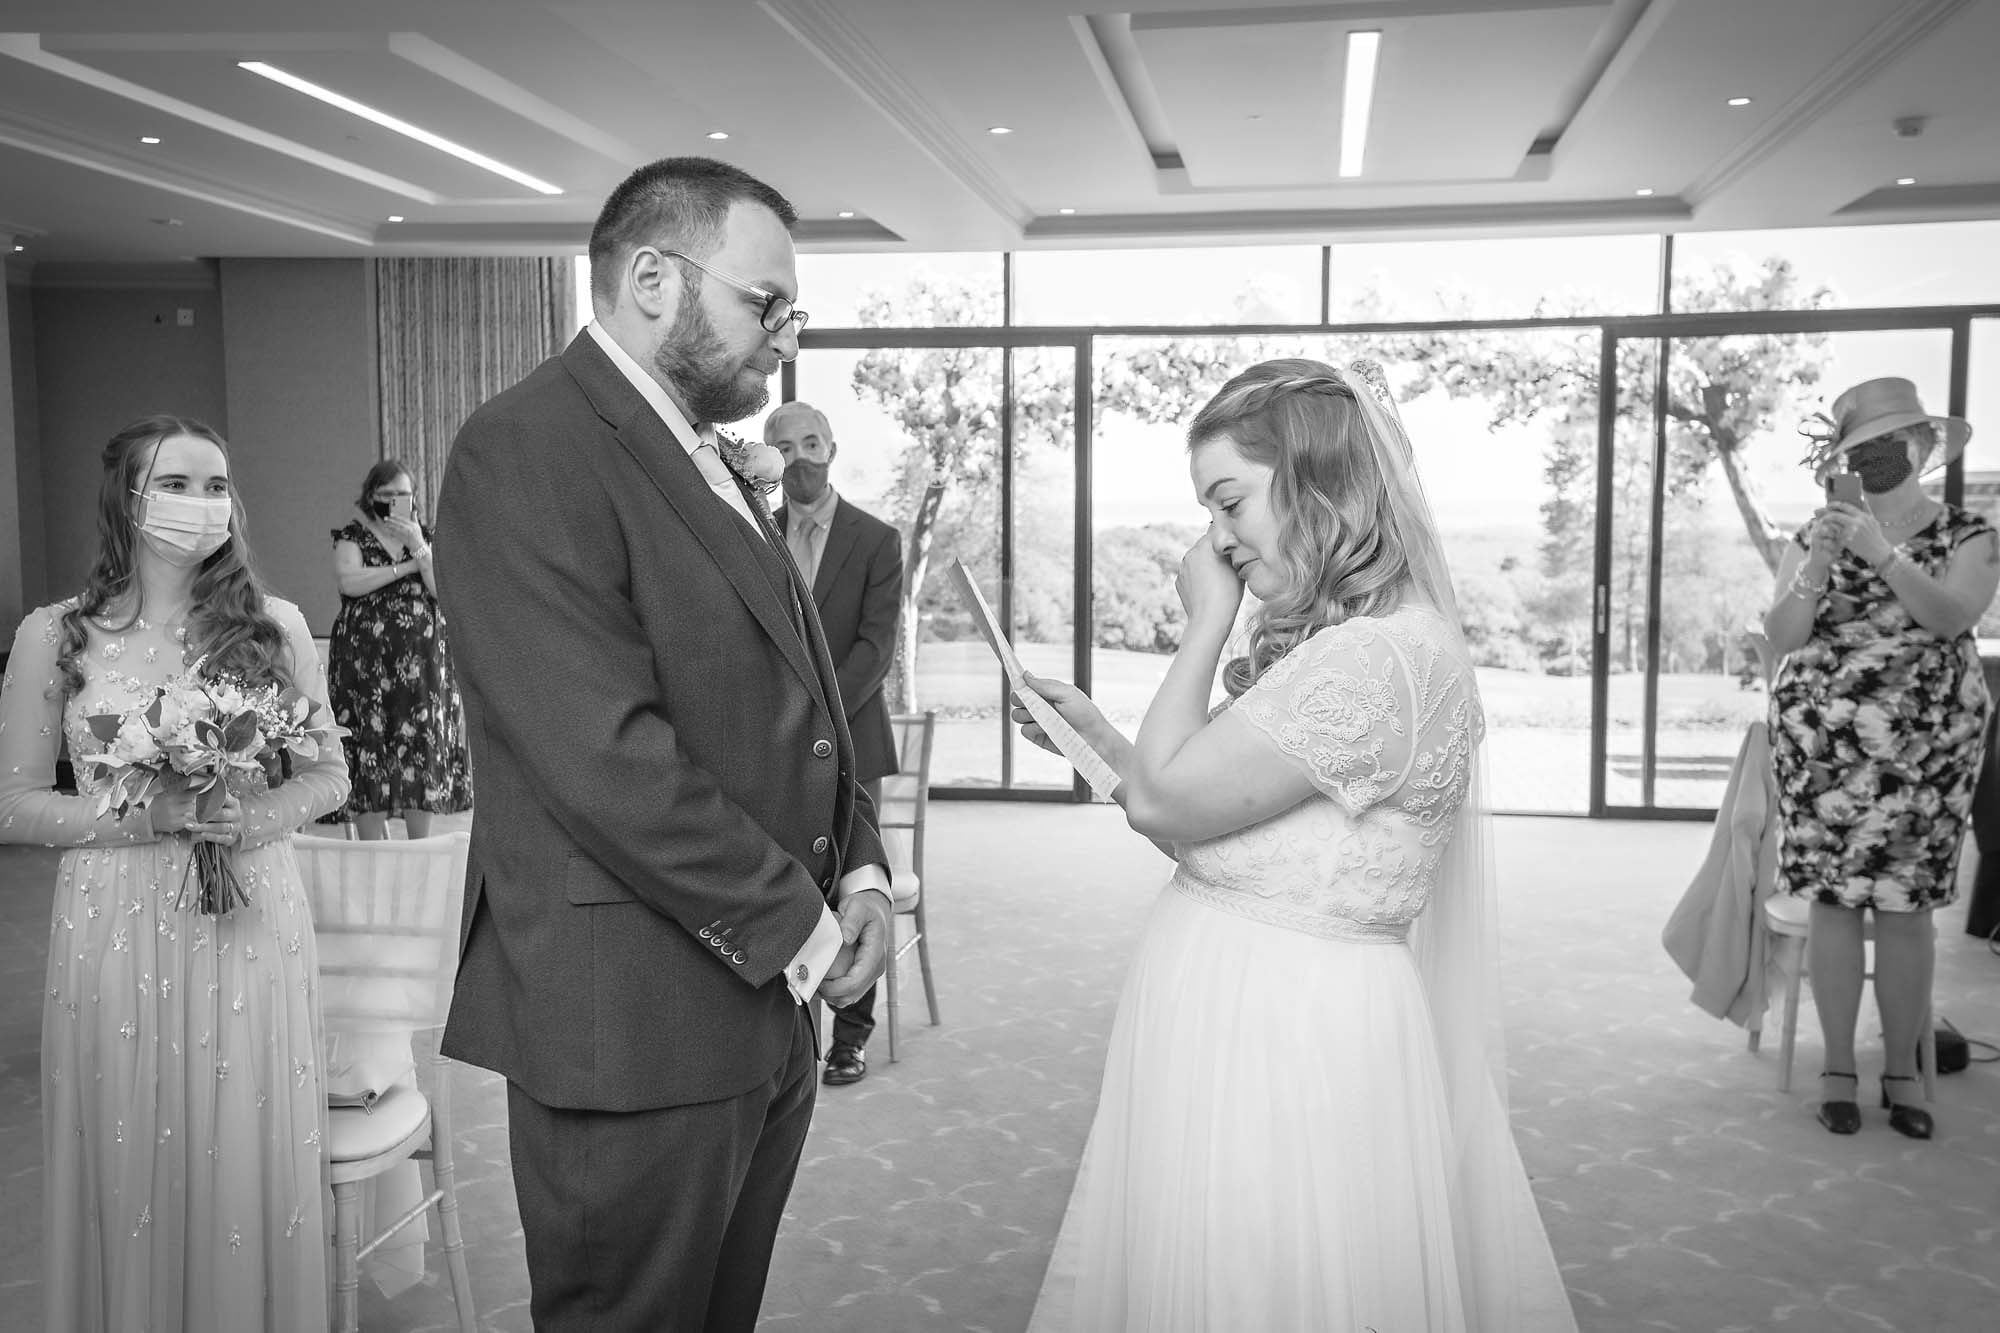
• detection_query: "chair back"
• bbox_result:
[296,832,470,1033]
[881,713,936,896]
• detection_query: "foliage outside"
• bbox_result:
[845,256,1943,727]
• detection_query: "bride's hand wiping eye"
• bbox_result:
[1177,535,1245,632]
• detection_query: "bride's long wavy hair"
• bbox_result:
[56,415,290,698]
[1187,359,1413,697]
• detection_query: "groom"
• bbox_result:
[435,157,892,1331]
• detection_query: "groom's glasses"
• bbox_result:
[661,250,809,334]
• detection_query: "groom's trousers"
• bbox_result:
[505,1003,819,1331]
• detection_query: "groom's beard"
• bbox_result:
[653,299,770,426]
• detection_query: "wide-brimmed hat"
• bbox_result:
[1801,376,1971,480]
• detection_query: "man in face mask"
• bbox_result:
[768,401,906,1086]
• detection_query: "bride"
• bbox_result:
[1014,359,1576,1331]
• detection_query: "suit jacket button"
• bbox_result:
[698,928,712,940]
[812,835,829,855]
[732,950,746,964]
[812,739,833,758]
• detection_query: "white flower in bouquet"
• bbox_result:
[110,712,162,765]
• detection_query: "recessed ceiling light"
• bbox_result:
[139,135,161,145]
[237,59,562,195]
[1338,31,1382,178]
[10,244,21,253]
[1896,177,1917,185]
[837,210,855,218]
[988,126,1012,135]
[151,217,184,227]
[1726,96,1752,107]
[1058,207,1076,215]
[387,214,405,222]
[1635,187,1655,197]
[706,130,730,141]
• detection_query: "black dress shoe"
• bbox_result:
[823,1042,867,1086]
[1817,1070,1861,1135]
[1880,1075,1934,1140]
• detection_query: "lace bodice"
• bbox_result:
[0,596,350,849]
[1172,605,1484,943]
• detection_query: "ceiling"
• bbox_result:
[1,0,1997,264]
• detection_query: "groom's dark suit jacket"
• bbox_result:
[776,497,902,787]
[434,332,885,1112]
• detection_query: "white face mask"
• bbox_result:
[132,488,233,565]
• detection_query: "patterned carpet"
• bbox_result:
[1,806,1997,1331]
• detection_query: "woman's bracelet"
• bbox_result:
[1791,566,1830,599]
[1874,549,1903,580]
[410,543,432,562]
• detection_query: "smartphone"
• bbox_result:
[367,499,392,519]
[1827,472,1863,506]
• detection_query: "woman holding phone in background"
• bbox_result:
[1763,377,1997,1140]
[327,460,472,839]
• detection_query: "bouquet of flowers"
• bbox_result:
[79,660,345,914]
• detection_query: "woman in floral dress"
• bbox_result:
[0,415,349,1331]
[1765,377,1997,1141]
[327,460,472,839]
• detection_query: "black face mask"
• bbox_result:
[1847,436,1916,493]
[782,458,830,506]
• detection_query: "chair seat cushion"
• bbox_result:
[329,1078,430,1163]
[889,870,920,912]
[1763,894,1808,933]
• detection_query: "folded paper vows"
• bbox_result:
[947,559,1123,800]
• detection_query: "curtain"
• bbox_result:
[375,257,575,510]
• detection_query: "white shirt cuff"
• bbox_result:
[785,906,845,1006]
[837,864,891,905]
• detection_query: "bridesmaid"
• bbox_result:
[0,415,348,1331]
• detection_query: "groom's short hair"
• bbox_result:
[588,157,797,313]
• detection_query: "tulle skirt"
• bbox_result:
[1029,882,1575,1333]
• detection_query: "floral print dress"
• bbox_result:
[1770,506,1993,912]
[327,518,473,819]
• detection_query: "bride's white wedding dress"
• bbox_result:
[1029,605,1576,1332]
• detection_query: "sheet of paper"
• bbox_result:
[946,560,1123,800]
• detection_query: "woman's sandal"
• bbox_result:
[1816,1070,1861,1135]
[1880,1075,1934,1140]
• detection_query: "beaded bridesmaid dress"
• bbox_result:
[0,597,349,1332]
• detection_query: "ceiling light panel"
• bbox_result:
[1129,6,1602,189]
[29,42,593,201]
[0,53,431,223]
[239,61,560,193]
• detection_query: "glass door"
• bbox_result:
[1595,325,1957,814]
[780,339,1083,795]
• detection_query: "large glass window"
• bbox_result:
[1965,317,2000,638]
[1327,234,1662,322]
[1673,221,2000,311]
[1014,246,1322,326]
[1329,330,1601,815]
[1600,327,1955,811]
[778,343,1077,792]
[796,252,1001,328]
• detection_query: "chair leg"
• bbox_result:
[1921,1000,1939,1102]
[331,1179,362,1333]
[428,1056,477,1332]
[885,921,900,1064]
[914,896,940,1026]
[1778,940,1804,1094]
